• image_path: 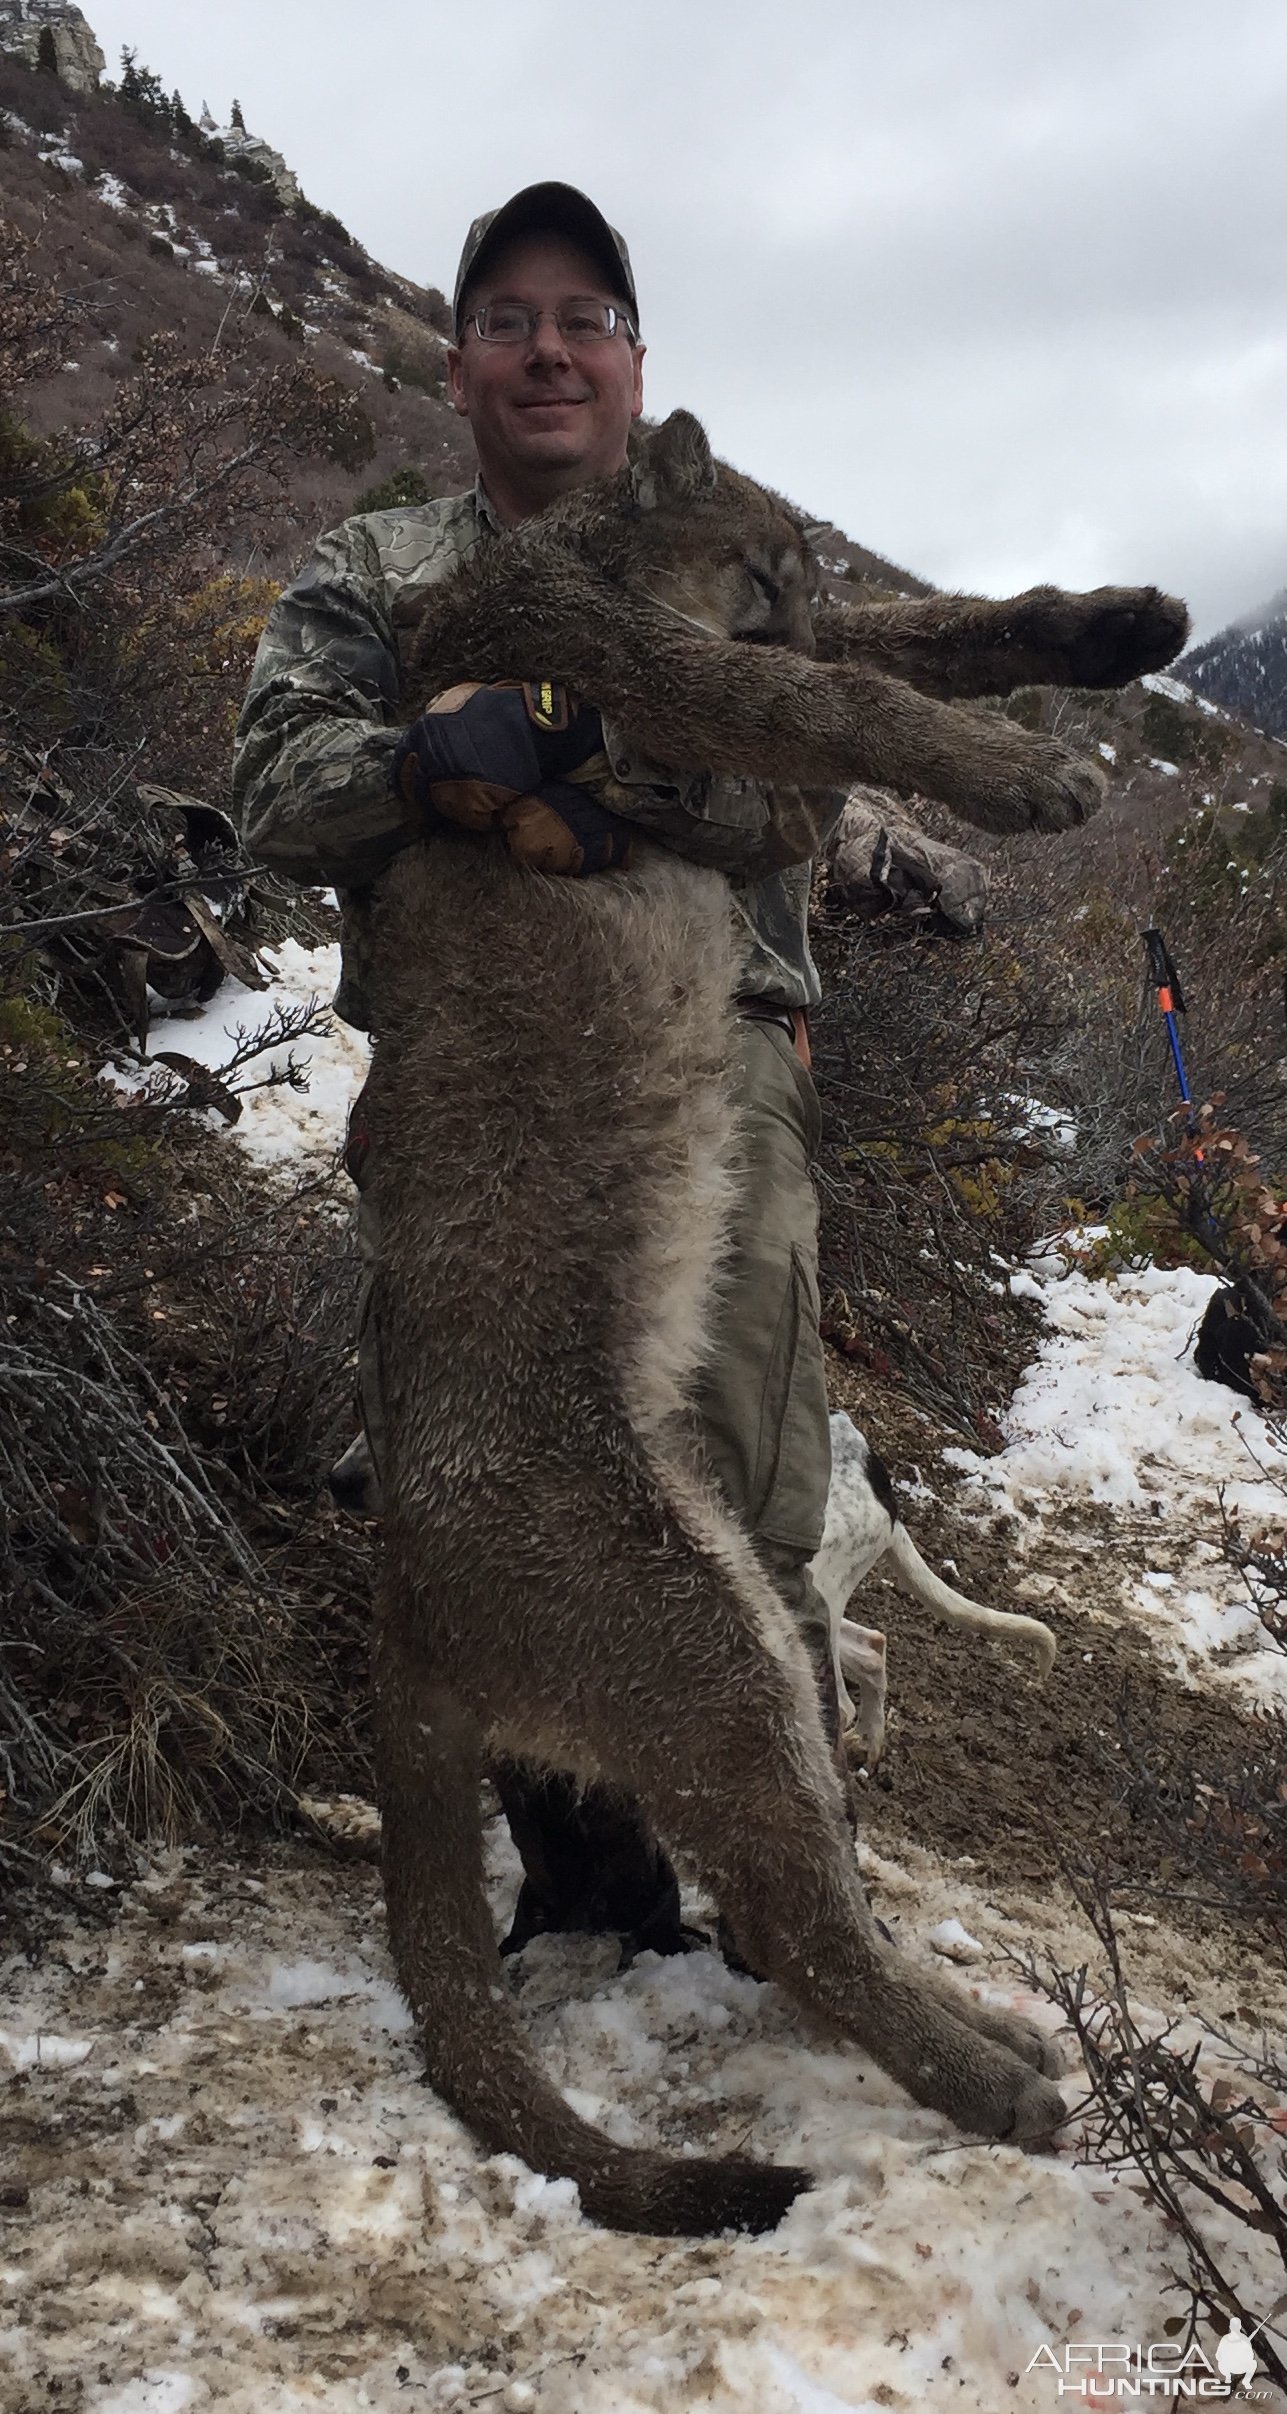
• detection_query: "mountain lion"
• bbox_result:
[364,408,1186,2236]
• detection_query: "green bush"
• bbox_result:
[353,464,431,514]
[1141,691,1236,773]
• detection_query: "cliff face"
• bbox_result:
[0,0,103,94]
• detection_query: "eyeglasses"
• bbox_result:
[465,299,638,347]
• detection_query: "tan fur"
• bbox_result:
[366,413,1185,2237]
[402,409,1189,841]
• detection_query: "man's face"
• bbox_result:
[447,232,645,518]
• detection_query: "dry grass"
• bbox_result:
[0,1009,373,1882]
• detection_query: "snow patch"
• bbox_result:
[106,940,369,1171]
[0,2026,94,2070]
[945,1250,1287,1705]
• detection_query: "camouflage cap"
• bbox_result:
[453,182,638,335]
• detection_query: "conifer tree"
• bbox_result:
[118,47,171,130]
[36,26,59,76]
[230,98,246,131]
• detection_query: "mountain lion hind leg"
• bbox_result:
[581,1487,1067,2131]
[374,1475,1064,2241]
[372,1597,811,2240]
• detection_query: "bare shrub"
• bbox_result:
[0,205,380,1881]
[1017,1594,1287,2392]
[810,909,1065,1439]
[1028,1860,1287,2390]
[0,1004,371,1869]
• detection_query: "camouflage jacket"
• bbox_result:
[232,482,846,1030]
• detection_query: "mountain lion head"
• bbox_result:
[571,409,819,656]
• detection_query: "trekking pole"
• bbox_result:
[1142,926,1193,1116]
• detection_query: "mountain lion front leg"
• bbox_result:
[409,563,1103,837]
[813,585,1190,700]
[622,626,1107,836]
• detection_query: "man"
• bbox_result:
[233,182,962,1956]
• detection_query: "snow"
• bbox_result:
[926,1918,983,1963]
[1098,739,1117,762]
[95,173,130,208]
[1145,756,1180,776]
[0,2025,94,2070]
[4,1838,1283,2413]
[109,939,369,1170]
[1139,673,1224,722]
[1002,1092,1078,1151]
[944,1245,1287,1706]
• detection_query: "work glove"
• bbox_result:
[390,679,633,875]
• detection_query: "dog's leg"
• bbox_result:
[835,1621,888,1763]
[372,1592,810,2239]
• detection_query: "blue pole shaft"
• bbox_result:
[1163,1009,1192,1105]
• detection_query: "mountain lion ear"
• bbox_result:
[632,410,716,512]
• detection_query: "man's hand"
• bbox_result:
[391,678,633,875]
[392,679,604,829]
[503,784,634,876]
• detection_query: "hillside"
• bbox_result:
[4,25,1287,2405]
[0,38,477,573]
[0,30,932,601]
[1181,586,1287,742]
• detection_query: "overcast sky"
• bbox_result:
[85,0,1286,640]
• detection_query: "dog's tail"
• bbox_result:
[885,1525,1057,1675]
[372,1611,809,2240]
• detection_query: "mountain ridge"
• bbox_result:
[1180,587,1287,742]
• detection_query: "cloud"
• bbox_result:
[83,0,1287,635]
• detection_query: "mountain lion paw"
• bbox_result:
[600,2153,813,2237]
[1002,2069,1069,2144]
[931,2030,1068,2144]
[965,1999,1066,2079]
[1056,585,1190,687]
[1025,748,1106,834]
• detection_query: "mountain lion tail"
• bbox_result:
[372,1610,810,2239]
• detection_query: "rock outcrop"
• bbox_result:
[198,103,302,208]
[0,0,104,94]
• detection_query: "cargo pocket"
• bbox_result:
[753,1240,831,1555]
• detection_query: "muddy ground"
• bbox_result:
[826,1357,1282,1967]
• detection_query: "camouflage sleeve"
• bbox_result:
[597,718,843,879]
[232,518,416,888]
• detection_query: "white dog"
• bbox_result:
[809,1412,1057,1766]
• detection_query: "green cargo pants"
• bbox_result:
[346,1013,834,1948]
